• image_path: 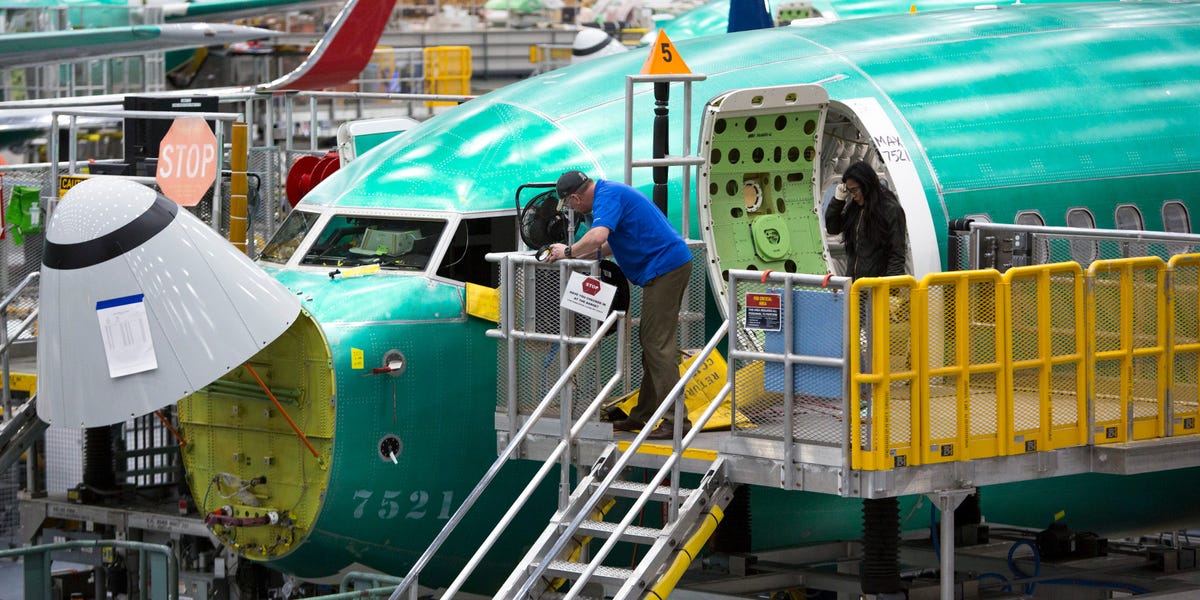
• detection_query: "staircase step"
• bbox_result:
[543,560,637,587]
[602,479,694,502]
[576,519,663,544]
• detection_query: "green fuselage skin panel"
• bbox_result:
[318,2,1200,249]
[202,1,1200,587]
[658,0,1105,42]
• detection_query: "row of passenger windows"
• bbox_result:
[998,202,1193,234]
[966,202,1194,265]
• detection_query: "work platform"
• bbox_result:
[493,237,1200,499]
[456,222,1200,598]
[504,418,1200,498]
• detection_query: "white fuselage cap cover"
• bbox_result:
[37,176,301,427]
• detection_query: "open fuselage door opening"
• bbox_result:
[699,85,932,319]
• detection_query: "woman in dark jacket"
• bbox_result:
[824,160,909,279]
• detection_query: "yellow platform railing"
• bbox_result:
[849,275,919,470]
[1004,262,1088,453]
[1088,256,1168,444]
[423,46,471,107]
[1169,254,1200,436]
[850,254,1199,470]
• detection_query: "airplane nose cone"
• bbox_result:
[571,28,627,64]
[37,176,301,427]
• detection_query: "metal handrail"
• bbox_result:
[622,72,707,239]
[515,319,732,599]
[440,312,627,598]
[0,270,38,426]
[970,221,1200,244]
[339,571,405,594]
[0,539,178,600]
[0,270,39,350]
[0,393,47,474]
[390,309,625,600]
[725,269,854,489]
[50,109,239,227]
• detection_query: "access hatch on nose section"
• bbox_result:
[698,84,831,317]
[177,309,335,561]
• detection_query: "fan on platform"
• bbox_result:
[518,188,572,251]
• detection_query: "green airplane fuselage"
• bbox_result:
[178,1,1200,588]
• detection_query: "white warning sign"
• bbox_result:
[560,271,617,321]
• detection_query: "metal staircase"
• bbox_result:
[390,68,725,600]
[497,445,734,599]
[0,395,45,473]
[493,69,724,599]
[0,272,41,474]
[391,251,736,599]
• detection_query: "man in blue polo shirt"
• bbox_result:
[544,170,693,440]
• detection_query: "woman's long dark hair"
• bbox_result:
[844,160,898,240]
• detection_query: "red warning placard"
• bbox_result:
[744,292,781,331]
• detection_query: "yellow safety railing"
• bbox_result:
[1087,257,1168,444]
[1169,254,1200,436]
[1003,262,1087,453]
[918,269,1006,465]
[849,255,1197,471]
[423,46,472,107]
[849,276,919,470]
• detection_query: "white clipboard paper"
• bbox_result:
[96,294,158,378]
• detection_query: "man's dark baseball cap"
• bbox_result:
[556,170,590,199]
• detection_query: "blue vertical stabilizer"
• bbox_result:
[728,0,773,32]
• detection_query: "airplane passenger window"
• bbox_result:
[1066,208,1097,265]
[1162,201,1193,257]
[437,215,518,287]
[1115,205,1143,230]
[1114,205,1148,258]
[1163,201,1191,234]
[1015,211,1044,227]
[1015,211,1050,264]
[1066,208,1095,229]
[300,216,445,270]
[260,209,321,264]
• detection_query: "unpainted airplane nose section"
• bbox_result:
[37,176,300,427]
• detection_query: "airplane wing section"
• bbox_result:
[0,23,276,70]
[162,0,330,21]
[259,0,398,91]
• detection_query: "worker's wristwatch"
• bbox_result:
[564,245,572,257]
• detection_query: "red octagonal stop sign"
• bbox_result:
[156,116,218,206]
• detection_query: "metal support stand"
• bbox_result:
[927,488,975,600]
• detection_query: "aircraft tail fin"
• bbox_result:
[260,0,397,91]
[728,0,773,33]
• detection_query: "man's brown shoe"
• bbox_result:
[612,417,645,432]
[647,422,692,440]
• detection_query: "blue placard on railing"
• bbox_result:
[763,288,845,398]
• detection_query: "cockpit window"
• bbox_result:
[260,209,321,264]
[300,216,445,270]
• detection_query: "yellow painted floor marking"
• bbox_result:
[616,441,718,461]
